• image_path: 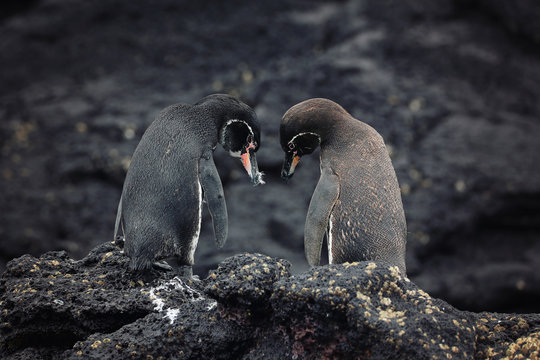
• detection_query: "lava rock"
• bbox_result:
[0,240,200,357]
[205,253,291,308]
[2,245,540,359]
[271,262,477,359]
[473,0,540,44]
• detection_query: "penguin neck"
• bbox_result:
[320,117,383,165]
[195,96,240,129]
[317,113,353,148]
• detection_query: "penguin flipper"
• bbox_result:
[199,152,228,248]
[304,168,340,266]
[113,193,124,240]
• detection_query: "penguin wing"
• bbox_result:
[304,167,340,266]
[199,152,228,248]
[113,193,123,240]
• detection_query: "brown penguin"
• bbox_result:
[280,98,407,274]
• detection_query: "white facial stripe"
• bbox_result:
[288,132,321,146]
[226,119,254,134]
[220,119,255,147]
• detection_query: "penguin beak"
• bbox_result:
[240,147,264,186]
[281,152,301,181]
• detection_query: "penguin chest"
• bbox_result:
[326,213,335,264]
[327,204,353,264]
[326,199,367,264]
[186,180,203,262]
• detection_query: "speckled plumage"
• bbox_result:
[115,94,260,272]
[280,98,407,274]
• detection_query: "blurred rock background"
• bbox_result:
[1,0,539,313]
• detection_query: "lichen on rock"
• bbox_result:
[1,245,540,359]
[205,252,291,308]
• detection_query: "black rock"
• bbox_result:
[1,245,539,359]
[205,253,291,309]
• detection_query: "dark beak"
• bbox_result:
[281,152,301,181]
[241,149,264,186]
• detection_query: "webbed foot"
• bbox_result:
[173,265,193,278]
[152,260,173,272]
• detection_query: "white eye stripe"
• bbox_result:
[288,132,320,146]
[224,119,254,136]
[220,119,255,145]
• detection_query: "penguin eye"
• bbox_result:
[246,134,253,143]
[288,143,295,150]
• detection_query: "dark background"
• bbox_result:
[1,0,539,313]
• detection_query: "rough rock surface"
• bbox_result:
[1,244,539,359]
[1,0,540,316]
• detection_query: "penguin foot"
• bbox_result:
[173,265,193,278]
[152,261,173,272]
[114,235,125,248]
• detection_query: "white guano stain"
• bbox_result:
[145,277,216,324]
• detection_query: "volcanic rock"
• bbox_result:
[1,243,539,359]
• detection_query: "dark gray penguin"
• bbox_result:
[280,98,407,274]
[114,94,264,276]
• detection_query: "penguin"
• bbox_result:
[114,94,264,277]
[280,98,407,274]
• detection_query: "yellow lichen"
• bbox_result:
[356,292,371,303]
[503,330,540,360]
[381,297,392,306]
[366,263,377,270]
[389,266,401,278]
[379,308,406,322]
[439,344,449,350]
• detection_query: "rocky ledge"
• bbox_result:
[1,241,539,359]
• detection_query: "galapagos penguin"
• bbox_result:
[114,94,264,277]
[280,98,407,274]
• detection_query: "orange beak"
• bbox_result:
[290,155,300,173]
[281,152,301,181]
[241,152,252,174]
[240,142,264,185]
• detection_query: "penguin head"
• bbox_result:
[209,95,263,186]
[220,119,264,186]
[280,98,348,180]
